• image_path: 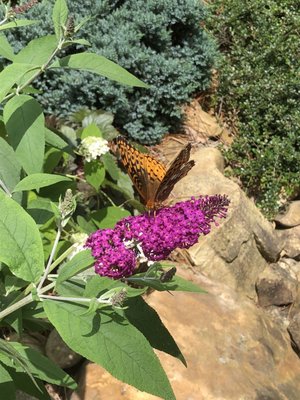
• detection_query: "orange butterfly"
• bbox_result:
[113,136,195,210]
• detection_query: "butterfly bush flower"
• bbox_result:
[78,136,109,162]
[86,195,230,279]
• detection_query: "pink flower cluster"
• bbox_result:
[86,195,230,279]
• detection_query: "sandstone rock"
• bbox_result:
[45,329,82,369]
[256,263,297,308]
[278,225,300,260]
[288,313,300,354]
[275,200,300,227]
[278,258,300,282]
[172,147,282,296]
[70,362,158,400]
[183,100,233,145]
[73,271,300,400]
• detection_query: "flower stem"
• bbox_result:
[37,224,62,291]
[0,282,55,320]
[40,294,111,305]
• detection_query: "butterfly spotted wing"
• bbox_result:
[155,143,195,204]
[113,136,194,209]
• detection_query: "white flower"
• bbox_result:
[78,136,109,162]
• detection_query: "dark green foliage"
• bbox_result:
[9,0,217,144]
[209,0,300,217]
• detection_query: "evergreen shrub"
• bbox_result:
[209,0,300,216]
[10,0,217,143]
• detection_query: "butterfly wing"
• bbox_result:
[113,136,166,206]
[155,143,195,203]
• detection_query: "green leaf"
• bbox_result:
[0,137,21,194]
[52,0,68,39]
[91,206,131,229]
[0,34,14,61]
[0,63,40,103]
[43,147,63,173]
[102,152,119,181]
[81,123,102,139]
[0,190,44,283]
[128,274,206,293]
[83,276,123,298]
[13,173,72,192]
[43,300,175,400]
[76,215,97,234]
[84,160,105,191]
[125,297,186,366]
[0,363,15,400]
[0,342,76,389]
[7,369,50,400]
[56,277,86,298]
[74,15,91,33]
[4,275,28,295]
[64,38,91,47]
[50,53,149,87]
[0,19,38,31]
[56,249,94,286]
[27,197,54,225]
[83,275,146,299]
[45,128,70,151]
[81,110,118,140]
[4,95,45,174]
[14,35,57,66]
[14,35,58,87]
[117,171,135,198]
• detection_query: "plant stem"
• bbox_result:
[40,294,111,305]
[0,282,55,320]
[37,224,62,291]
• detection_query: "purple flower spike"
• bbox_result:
[86,229,136,279]
[85,195,230,279]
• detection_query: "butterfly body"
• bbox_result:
[114,136,195,209]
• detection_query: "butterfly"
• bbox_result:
[113,136,195,210]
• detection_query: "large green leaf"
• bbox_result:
[45,127,70,151]
[13,173,72,192]
[0,190,44,282]
[56,250,94,286]
[43,300,175,400]
[0,19,38,31]
[52,0,68,39]
[0,137,21,193]
[27,197,54,226]
[0,342,76,389]
[14,35,58,66]
[0,63,40,103]
[0,363,15,400]
[14,35,58,87]
[125,297,186,366]
[50,53,149,87]
[4,95,45,174]
[0,34,14,61]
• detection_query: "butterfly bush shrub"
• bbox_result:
[9,0,218,144]
[0,1,228,399]
[208,0,300,217]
